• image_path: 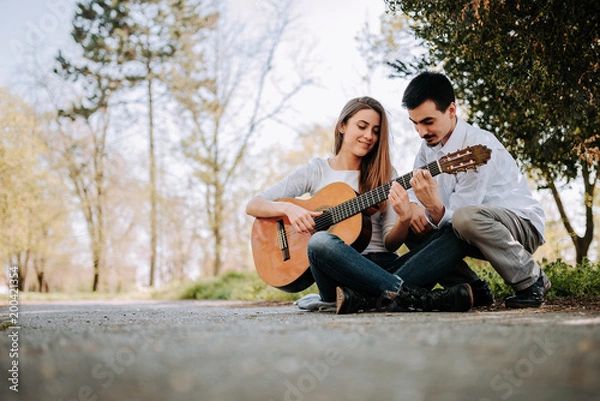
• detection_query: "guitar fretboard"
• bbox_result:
[313,160,441,231]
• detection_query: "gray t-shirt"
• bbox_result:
[257,158,398,254]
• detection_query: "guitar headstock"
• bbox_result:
[439,145,492,174]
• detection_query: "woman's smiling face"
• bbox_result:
[340,108,380,157]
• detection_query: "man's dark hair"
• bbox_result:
[401,71,456,112]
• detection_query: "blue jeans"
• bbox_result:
[308,226,469,302]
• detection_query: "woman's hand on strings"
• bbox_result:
[283,203,323,234]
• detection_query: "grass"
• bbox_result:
[177,259,600,302]
[10,259,600,304]
[175,271,318,302]
[467,257,600,301]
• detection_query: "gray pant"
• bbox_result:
[452,205,543,291]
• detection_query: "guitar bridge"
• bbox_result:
[276,219,290,261]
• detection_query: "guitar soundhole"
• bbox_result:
[314,208,335,232]
[276,219,290,261]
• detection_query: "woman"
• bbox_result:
[246,97,472,313]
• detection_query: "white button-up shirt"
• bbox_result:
[408,118,546,242]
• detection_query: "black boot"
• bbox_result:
[336,287,380,314]
[390,283,474,312]
[504,273,550,308]
[470,279,495,307]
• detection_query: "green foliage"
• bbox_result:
[56,0,184,116]
[178,259,600,303]
[379,0,599,263]
[178,271,318,302]
[467,258,514,300]
[542,258,600,298]
[469,257,600,301]
[0,90,69,292]
[384,0,600,179]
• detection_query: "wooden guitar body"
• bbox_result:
[251,182,371,293]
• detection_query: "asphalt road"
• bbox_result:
[1,300,600,401]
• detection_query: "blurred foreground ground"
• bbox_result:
[1,300,600,401]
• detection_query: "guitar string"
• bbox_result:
[276,152,487,246]
[281,161,444,240]
[308,162,440,234]
[315,161,441,230]
[272,146,488,249]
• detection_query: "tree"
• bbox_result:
[96,0,193,288]
[381,0,600,263]
[54,0,212,289]
[168,0,312,276]
[0,89,68,291]
[355,11,414,91]
[56,0,206,288]
[54,0,135,291]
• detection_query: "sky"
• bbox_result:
[0,0,420,171]
[0,0,73,82]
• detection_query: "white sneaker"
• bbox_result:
[294,293,336,312]
[542,272,552,294]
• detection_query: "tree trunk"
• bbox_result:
[37,271,45,292]
[546,166,595,264]
[148,76,158,287]
[33,253,47,292]
[211,179,225,276]
[10,251,28,291]
[92,255,100,291]
[85,201,103,292]
[574,165,595,263]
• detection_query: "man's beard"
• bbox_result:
[424,135,440,147]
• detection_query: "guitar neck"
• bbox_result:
[390,159,442,191]
[316,159,441,228]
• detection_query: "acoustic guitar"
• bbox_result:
[251,145,492,292]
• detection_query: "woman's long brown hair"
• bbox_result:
[333,96,393,208]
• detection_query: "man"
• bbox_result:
[403,71,550,308]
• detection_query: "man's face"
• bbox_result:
[407,100,457,147]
